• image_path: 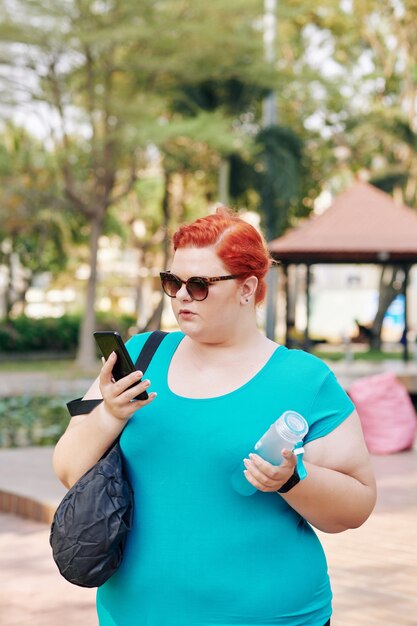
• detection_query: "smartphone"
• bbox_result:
[93,331,148,401]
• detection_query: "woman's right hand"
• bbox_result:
[53,352,157,488]
[99,351,157,421]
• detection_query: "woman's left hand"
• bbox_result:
[243,450,297,492]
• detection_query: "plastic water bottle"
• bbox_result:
[231,410,309,496]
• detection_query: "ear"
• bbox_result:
[240,276,258,304]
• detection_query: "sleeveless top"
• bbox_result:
[97,331,355,626]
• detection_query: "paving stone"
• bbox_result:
[0,513,97,626]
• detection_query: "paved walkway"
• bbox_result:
[0,513,97,626]
[319,449,417,625]
[0,371,94,398]
[0,447,66,523]
[329,358,417,395]
[1,357,417,398]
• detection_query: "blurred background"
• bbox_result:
[0,1,417,625]
[1,0,417,370]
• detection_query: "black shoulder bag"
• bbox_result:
[50,330,167,588]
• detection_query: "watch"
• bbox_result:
[277,466,301,494]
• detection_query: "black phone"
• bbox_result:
[93,331,148,401]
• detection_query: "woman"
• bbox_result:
[53,207,376,626]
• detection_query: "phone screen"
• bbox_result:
[93,331,148,400]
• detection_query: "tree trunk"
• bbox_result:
[3,248,13,322]
[218,158,230,205]
[142,296,164,332]
[134,275,145,327]
[76,210,104,370]
[141,168,172,332]
[369,265,405,350]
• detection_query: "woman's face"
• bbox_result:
[167,246,244,343]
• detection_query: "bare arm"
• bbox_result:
[243,410,377,533]
[52,352,156,489]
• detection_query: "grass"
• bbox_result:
[0,346,412,376]
[312,349,407,362]
[0,358,99,378]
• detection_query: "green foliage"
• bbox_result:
[0,396,71,447]
[135,177,165,221]
[370,171,409,195]
[95,311,137,337]
[0,316,80,352]
[0,124,72,278]
[0,313,136,353]
[313,1,417,206]
[229,153,258,208]
[255,125,304,239]
[312,349,405,363]
[5,0,413,362]
[171,79,267,118]
[0,0,279,366]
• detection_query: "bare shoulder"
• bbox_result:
[303,410,375,483]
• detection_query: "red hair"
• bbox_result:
[172,207,272,304]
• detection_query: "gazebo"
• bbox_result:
[268,181,417,360]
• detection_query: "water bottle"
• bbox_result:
[231,410,309,496]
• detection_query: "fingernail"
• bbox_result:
[149,392,157,399]
[136,370,143,378]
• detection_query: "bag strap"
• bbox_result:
[67,330,168,417]
[134,330,167,374]
[66,398,102,416]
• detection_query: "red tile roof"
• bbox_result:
[269,181,417,263]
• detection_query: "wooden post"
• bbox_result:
[403,265,409,362]
[284,264,290,347]
[265,265,278,340]
[304,264,311,349]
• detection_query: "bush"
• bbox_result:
[0,313,136,353]
[0,396,71,447]
[0,316,79,352]
[95,312,137,338]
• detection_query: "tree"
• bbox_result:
[254,125,304,240]
[323,1,417,349]
[0,0,275,367]
[0,123,71,319]
[5,0,400,355]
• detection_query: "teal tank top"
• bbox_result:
[97,332,355,626]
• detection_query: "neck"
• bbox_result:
[185,323,271,360]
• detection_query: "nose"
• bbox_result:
[175,282,192,302]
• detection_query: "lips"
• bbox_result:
[179,309,196,316]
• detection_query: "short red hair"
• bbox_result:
[172,207,272,304]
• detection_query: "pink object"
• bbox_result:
[349,371,417,454]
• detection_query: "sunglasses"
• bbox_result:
[160,271,243,301]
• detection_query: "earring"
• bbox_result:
[245,298,249,303]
